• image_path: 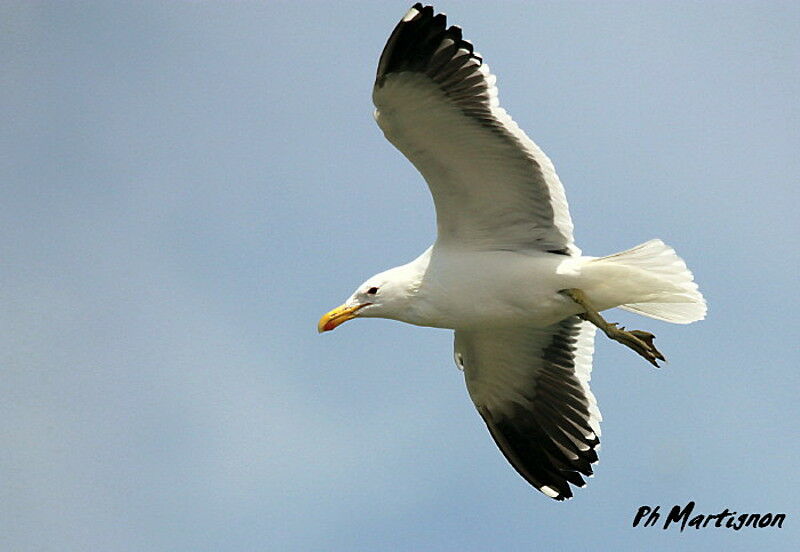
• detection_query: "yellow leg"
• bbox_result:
[561,288,665,367]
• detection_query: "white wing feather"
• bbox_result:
[373,5,578,254]
[455,317,599,501]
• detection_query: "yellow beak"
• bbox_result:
[317,303,369,333]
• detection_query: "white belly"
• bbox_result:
[411,248,585,330]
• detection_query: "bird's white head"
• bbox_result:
[317,264,422,333]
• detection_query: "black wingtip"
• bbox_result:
[376,4,481,91]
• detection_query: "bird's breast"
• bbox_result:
[411,249,582,330]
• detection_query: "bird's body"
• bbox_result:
[359,240,700,331]
[361,247,572,329]
[419,247,578,329]
[319,4,706,500]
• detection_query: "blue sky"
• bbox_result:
[1,1,798,550]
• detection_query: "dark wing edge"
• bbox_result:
[457,317,601,500]
[376,4,491,117]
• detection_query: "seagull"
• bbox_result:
[318,3,705,501]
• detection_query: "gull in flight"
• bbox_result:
[318,4,705,500]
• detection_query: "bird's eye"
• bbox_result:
[367,286,379,295]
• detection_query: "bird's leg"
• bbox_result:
[560,288,665,367]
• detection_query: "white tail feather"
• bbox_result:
[593,239,706,324]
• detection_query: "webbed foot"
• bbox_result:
[602,323,665,367]
[561,288,666,367]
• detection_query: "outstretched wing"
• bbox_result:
[454,317,600,500]
[373,4,578,255]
